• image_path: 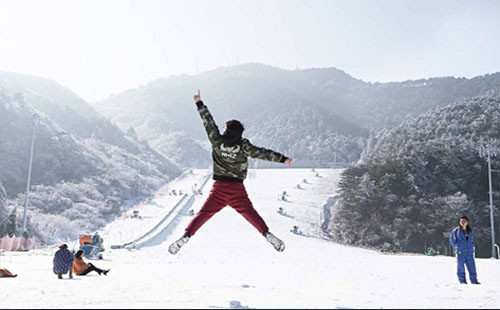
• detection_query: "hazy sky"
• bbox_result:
[1,0,499,101]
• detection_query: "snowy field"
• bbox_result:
[1,168,500,309]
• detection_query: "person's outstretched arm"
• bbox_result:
[193,90,222,145]
[242,140,293,166]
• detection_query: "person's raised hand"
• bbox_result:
[285,158,294,166]
[194,89,201,103]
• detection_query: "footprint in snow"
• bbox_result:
[229,300,250,309]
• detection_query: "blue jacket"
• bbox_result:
[449,226,475,254]
[53,248,74,274]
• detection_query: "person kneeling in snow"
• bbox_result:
[53,244,74,279]
[0,269,17,278]
[73,250,109,276]
[168,90,293,255]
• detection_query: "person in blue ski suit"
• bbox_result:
[449,216,480,284]
[92,232,101,245]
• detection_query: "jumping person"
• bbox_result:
[168,90,293,254]
[72,250,109,276]
[449,216,480,284]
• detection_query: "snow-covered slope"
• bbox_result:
[0,78,182,241]
[1,169,499,309]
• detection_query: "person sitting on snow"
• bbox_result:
[132,210,140,219]
[72,250,109,276]
[53,244,74,279]
[168,90,293,255]
[0,269,17,278]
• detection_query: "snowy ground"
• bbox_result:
[1,168,500,309]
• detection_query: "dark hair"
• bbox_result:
[460,216,472,231]
[225,120,244,133]
[75,250,84,259]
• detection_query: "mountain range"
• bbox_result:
[0,72,181,241]
[93,64,500,168]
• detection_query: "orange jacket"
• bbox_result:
[72,258,89,275]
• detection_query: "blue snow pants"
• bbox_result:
[457,251,477,283]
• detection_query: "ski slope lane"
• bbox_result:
[1,169,500,309]
[101,169,209,247]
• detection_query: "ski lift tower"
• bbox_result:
[479,143,499,259]
[21,113,39,241]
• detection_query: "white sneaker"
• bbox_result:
[168,235,190,255]
[264,232,285,252]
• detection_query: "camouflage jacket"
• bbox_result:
[196,101,288,182]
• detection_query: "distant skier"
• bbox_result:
[169,90,293,254]
[131,210,141,219]
[449,216,480,284]
[279,191,288,201]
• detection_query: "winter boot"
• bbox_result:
[264,231,285,252]
[168,234,190,255]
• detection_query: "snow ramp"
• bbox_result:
[110,173,211,249]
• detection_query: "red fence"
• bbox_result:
[0,236,38,251]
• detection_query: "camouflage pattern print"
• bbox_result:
[197,102,287,181]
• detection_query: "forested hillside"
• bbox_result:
[329,96,500,257]
[0,73,182,242]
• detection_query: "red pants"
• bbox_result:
[185,181,269,236]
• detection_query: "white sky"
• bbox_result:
[1,0,499,101]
